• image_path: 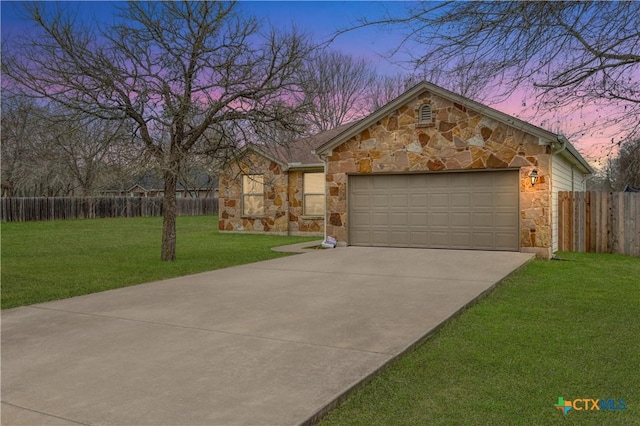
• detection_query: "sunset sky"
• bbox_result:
[1,1,623,166]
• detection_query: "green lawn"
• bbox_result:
[1,215,318,309]
[321,252,640,426]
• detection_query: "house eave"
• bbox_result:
[286,162,324,171]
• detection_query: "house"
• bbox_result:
[218,124,351,236]
[218,82,593,258]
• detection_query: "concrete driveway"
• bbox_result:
[2,247,533,425]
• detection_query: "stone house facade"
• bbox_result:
[219,82,592,258]
[218,125,350,236]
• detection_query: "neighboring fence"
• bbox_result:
[0,197,218,222]
[558,191,640,256]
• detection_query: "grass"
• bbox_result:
[320,252,640,426]
[1,215,318,309]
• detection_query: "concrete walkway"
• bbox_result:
[1,247,533,425]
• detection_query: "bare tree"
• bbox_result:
[48,112,140,196]
[3,2,312,260]
[1,94,36,196]
[353,2,640,144]
[0,94,73,196]
[1,93,145,196]
[586,139,640,190]
[613,139,640,190]
[368,74,409,111]
[299,50,377,131]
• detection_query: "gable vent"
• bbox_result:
[418,104,433,124]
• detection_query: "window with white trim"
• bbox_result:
[303,172,324,216]
[242,175,264,216]
[418,104,433,125]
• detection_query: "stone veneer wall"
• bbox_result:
[287,170,324,235]
[324,91,553,258]
[218,152,324,236]
[218,152,289,234]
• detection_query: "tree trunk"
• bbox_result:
[161,158,179,261]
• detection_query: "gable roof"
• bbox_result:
[243,122,357,169]
[314,81,593,174]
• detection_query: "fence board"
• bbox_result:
[1,197,218,222]
[576,192,586,252]
[558,191,640,257]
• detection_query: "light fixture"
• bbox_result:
[530,170,539,187]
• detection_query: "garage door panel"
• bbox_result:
[410,231,429,245]
[349,172,519,251]
[473,232,494,248]
[352,211,371,225]
[372,230,389,245]
[390,193,408,207]
[473,212,493,227]
[389,230,409,245]
[408,175,429,189]
[371,194,388,207]
[430,193,449,208]
[430,212,449,226]
[471,173,494,186]
[428,174,450,188]
[389,175,409,189]
[451,232,472,247]
[451,174,472,187]
[451,212,471,227]
[494,212,518,227]
[371,212,388,226]
[429,231,450,247]
[409,194,428,207]
[473,192,494,207]
[351,229,370,242]
[390,212,408,226]
[372,177,390,189]
[352,194,370,209]
[351,176,370,191]
[409,212,428,226]
[495,233,518,249]
[451,193,471,207]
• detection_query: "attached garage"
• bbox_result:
[349,171,520,251]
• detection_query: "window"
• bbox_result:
[303,172,324,216]
[418,104,433,125]
[242,175,264,216]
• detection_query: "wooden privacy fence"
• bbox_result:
[558,191,640,256]
[0,197,218,222]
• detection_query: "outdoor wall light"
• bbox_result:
[530,170,539,187]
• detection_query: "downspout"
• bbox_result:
[550,135,568,256]
[551,136,568,186]
[322,155,328,244]
[552,136,568,155]
[314,149,329,243]
[284,165,290,236]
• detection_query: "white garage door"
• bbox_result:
[349,171,519,251]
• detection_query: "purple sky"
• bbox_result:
[1,1,410,74]
[0,1,613,164]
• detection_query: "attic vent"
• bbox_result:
[418,104,433,125]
